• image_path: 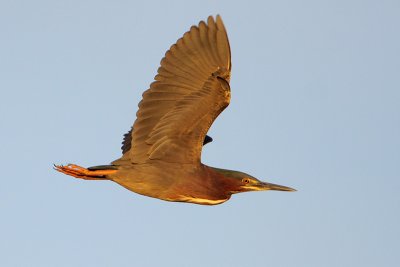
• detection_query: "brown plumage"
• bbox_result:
[55,15,295,205]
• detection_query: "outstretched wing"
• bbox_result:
[128,15,231,164]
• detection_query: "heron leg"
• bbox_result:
[54,164,117,180]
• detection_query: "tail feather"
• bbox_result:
[88,165,118,171]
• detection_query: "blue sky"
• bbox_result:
[1,0,399,266]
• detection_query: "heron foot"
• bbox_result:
[54,164,116,180]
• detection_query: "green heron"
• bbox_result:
[55,15,295,205]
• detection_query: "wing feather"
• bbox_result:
[122,15,231,164]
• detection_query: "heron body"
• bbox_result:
[55,15,295,205]
[113,164,233,205]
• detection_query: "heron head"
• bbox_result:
[236,174,296,193]
[212,168,296,194]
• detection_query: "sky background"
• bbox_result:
[1,0,399,266]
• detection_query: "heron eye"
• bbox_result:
[243,178,250,184]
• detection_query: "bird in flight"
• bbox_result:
[54,15,295,205]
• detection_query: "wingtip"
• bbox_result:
[199,15,222,29]
[207,14,224,24]
[207,15,215,26]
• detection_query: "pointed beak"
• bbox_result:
[243,181,296,192]
[259,181,296,192]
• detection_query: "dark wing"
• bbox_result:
[203,135,213,145]
[121,129,213,154]
[121,127,133,154]
[127,15,231,164]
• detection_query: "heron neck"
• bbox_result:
[205,166,244,193]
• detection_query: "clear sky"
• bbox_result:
[1,0,399,266]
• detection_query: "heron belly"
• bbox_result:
[171,195,230,205]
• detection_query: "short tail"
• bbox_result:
[88,165,118,171]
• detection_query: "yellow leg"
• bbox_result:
[54,164,117,180]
